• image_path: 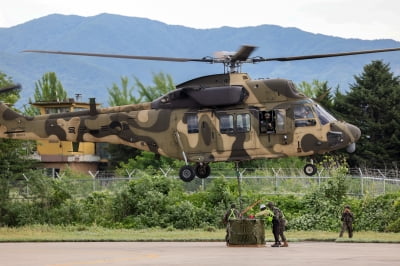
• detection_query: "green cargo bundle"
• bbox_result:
[227,219,265,246]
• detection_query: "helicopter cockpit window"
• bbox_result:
[187,114,199,133]
[314,104,336,125]
[294,105,316,127]
[219,114,234,134]
[236,114,250,133]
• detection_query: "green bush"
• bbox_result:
[80,191,114,226]
[287,164,350,231]
[166,200,200,229]
[357,192,400,231]
[386,218,400,232]
[2,167,400,232]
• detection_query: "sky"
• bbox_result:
[1,0,399,41]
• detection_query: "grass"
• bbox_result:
[0,225,399,243]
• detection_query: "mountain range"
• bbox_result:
[1,13,400,107]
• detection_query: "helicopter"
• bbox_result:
[1,45,400,182]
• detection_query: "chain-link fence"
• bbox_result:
[12,167,400,199]
[175,167,400,196]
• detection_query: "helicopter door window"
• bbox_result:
[236,114,250,133]
[275,109,286,133]
[219,114,234,134]
[186,114,199,133]
[260,111,275,134]
[294,105,316,127]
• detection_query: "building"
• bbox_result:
[31,95,108,175]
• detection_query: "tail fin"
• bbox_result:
[0,102,30,136]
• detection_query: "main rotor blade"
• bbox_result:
[254,47,400,62]
[23,50,213,63]
[230,45,257,62]
[0,84,21,94]
[24,47,400,65]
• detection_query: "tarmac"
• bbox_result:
[1,241,399,266]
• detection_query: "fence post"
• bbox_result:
[358,168,364,196]
[88,170,99,191]
[159,167,171,177]
[377,169,386,194]
[125,169,136,179]
[271,168,280,193]
[22,173,29,197]
[317,168,323,186]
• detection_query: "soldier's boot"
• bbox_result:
[271,242,280,247]
[280,241,289,247]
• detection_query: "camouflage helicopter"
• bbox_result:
[1,45,400,182]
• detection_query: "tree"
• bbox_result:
[298,80,336,111]
[136,72,175,102]
[34,72,67,101]
[107,76,141,106]
[107,72,174,106]
[0,72,29,180]
[24,72,68,115]
[0,71,39,226]
[334,60,400,168]
[0,72,20,104]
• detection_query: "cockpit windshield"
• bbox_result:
[314,104,336,125]
[294,105,316,127]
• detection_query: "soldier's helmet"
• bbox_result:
[345,205,350,209]
[267,202,274,208]
[260,204,266,210]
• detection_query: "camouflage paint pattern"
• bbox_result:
[0,73,361,164]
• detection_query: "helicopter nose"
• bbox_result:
[346,123,361,142]
[344,123,361,153]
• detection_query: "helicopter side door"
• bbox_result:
[259,109,287,134]
[258,109,287,148]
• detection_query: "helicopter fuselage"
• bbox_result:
[0,73,360,180]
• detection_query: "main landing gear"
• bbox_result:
[175,131,211,182]
[179,163,211,182]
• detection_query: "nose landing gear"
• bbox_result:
[303,163,317,176]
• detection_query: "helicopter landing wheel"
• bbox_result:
[195,163,211,179]
[179,165,196,182]
[304,164,317,176]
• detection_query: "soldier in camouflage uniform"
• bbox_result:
[267,202,288,247]
[255,204,274,222]
[339,205,354,238]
